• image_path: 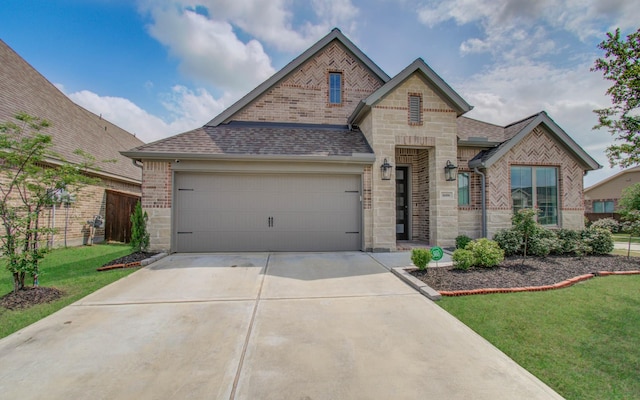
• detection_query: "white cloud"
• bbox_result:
[418,0,640,58]
[67,86,227,143]
[457,59,617,186]
[137,0,359,94]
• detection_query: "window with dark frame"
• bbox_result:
[329,72,342,104]
[458,172,470,206]
[511,165,559,225]
[408,94,421,124]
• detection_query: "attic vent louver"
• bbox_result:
[409,94,421,124]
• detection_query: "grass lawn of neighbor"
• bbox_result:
[0,244,136,339]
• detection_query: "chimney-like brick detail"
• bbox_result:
[142,161,171,209]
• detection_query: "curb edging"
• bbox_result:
[97,252,168,272]
[391,267,441,301]
[439,270,640,297]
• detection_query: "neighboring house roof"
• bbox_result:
[0,39,144,184]
[468,111,601,171]
[584,165,640,194]
[122,121,375,163]
[208,28,391,127]
[349,58,473,124]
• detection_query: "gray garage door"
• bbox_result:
[174,173,362,252]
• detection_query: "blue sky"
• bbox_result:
[1,0,639,187]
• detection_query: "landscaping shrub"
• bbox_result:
[590,217,620,233]
[465,238,505,268]
[582,227,614,255]
[555,229,583,255]
[411,248,432,271]
[455,235,472,249]
[528,227,559,257]
[493,228,522,257]
[452,249,474,270]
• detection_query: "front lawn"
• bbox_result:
[0,244,136,339]
[439,276,640,400]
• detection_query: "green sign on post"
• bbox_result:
[430,246,444,261]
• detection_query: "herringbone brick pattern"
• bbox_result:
[487,126,584,210]
[234,42,384,124]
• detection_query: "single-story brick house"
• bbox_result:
[123,28,600,253]
[0,39,144,247]
[584,165,640,221]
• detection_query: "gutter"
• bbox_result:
[120,151,376,165]
[474,167,487,238]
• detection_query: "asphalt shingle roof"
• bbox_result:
[0,40,144,183]
[125,122,373,158]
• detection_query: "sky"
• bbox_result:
[1,0,639,187]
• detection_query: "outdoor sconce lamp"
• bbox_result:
[381,158,392,180]
[444,160,458,181]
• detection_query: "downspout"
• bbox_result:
[474,167,487,238]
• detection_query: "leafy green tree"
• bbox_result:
[592,28,640,167]
[130,201,149,253]
[512,208,538,262]
[0,113,96,292]
[617,183,640,256]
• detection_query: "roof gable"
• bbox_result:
[208,28,390,127]
[0,40,144,183]
[469,111,601,171]
[349,58,472,124]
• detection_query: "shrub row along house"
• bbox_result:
[123,28,601,253]
[0,40,144,247]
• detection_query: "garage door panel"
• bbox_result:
[174,173,361,252]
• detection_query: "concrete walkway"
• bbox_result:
[0,252,562,399]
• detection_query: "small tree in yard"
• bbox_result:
[130,201,149,253]
[512,208,538,263]
[0,113,97,292]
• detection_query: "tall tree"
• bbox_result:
[0,113,97,292]
[592,28,640,167]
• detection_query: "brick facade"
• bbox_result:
[1,171,140,249]
[485,126,586,237]
[234,42,384,125]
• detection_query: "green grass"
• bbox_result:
[0,244,136,339]
[612,233,640,244]
[439,276,640,400]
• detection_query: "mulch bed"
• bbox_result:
[96,251,159,271]
[411,254,640,292]
[0,287,65,311]
[1,252,159,311]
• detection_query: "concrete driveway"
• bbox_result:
[0,252,562,399]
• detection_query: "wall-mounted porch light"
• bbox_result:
[444,160,458,181]
[381,158,392,180]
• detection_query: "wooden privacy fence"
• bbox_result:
[105,190,140,243]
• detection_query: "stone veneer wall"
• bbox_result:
[141,161,172,251]
[362,73,458,250]
[486,126,586,237]
[233,42,384,125]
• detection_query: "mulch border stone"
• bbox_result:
[394,267,640,300]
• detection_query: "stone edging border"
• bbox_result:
[96,252,168,272]
[392,267,640,300]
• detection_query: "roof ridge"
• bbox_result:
[504,112,543,128]
[458,115,505,129]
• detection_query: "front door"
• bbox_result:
[396,167,409,240]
